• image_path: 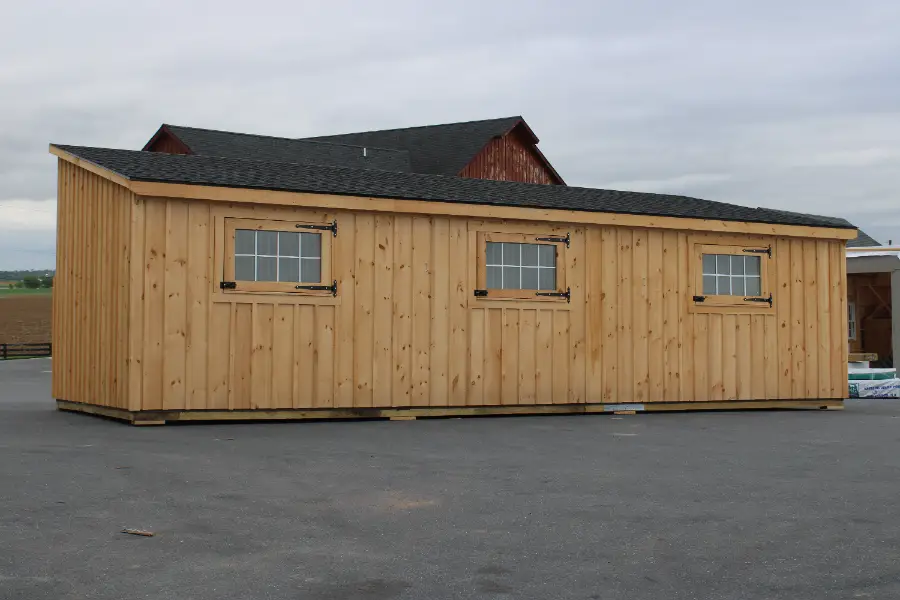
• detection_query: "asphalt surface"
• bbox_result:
[2,358,900,600]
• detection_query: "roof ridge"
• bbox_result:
[162,124,409,154]
[301,116,523,139]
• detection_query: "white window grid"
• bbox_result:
[234,230,321,282]
[485,242,556,290]
[848,302,857,341]
[702,254,762,296]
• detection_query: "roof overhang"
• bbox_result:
[847,248,900,273]
[49,144,856,241]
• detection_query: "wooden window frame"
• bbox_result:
[223,217,333,295]
[689,241,773,313]
[475,231,568,302]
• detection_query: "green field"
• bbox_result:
[0,288,53,296]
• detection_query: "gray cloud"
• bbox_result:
[2,0,900,268]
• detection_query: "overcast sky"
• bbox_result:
[2,1,899,269]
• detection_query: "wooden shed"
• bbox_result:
[50,122,857,425]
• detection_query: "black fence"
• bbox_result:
[0,343,52,360]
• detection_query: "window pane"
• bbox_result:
[702,254,716,275]
[539,268,556,291]
[486,242,502,265]
[521,267,539,290]
[732,277,745,296]
[278,257,299,282]
[716,276,730,295]
[502,266,520,289]
[301,258,321,283]
[746,256,760,276]
[257,231,277,255]
[257,256,277,281]
[731,255,745,275]
[235,256,255,281]
[538,245,556,267]
[703,275,716,294]
[235,230,256,255]
[486,266,502,289]
[521,244,539,267]
[716,255,731,275]
[301,233,321,258]
[746,276,761,296]
[279,232,299,257]
[503,243,521,266]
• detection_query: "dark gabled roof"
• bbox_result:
[143,124,412,173]
[848,228,881,247]
[298,116,529,177]
[51,144,856,231]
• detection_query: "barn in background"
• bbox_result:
[50,117,857,425]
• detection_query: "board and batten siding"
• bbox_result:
[108,193,848,412]
[52,161,133,409]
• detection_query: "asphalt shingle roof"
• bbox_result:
[151,125,412,173]
[299,116,525,176]
[52,144,856,231]
[847,229,881,247]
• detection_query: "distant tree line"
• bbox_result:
[0,269,55,281]
[1,270,55,289]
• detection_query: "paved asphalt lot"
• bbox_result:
[2,359,900,599]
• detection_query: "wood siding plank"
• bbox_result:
[568,229,586,403]
[647,230,665,402]
[335,213,356,407]
[373,215,394,406]
[776,238,793,399]
[601,227,619,402]
[790,239,805,398]
[829,242,844,398]
[392,215,413,406]
[273,304,294,408]
[617,229,634,401]
[501,309,520,405]
[803,241,819,397]
[354,214,375,407]
[552,311,570,403]
[633,230,649,402]
[411,217,432,405]
[447,218,468,405]
[185,202,209,410]
[430,218,450,406]
[816,241,832,398]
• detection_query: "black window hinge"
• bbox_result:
[220,281,236,290]
[536,287,571,303]
[743,246,772,258]
[473,289,488,297]
[296,219,338,237]
[535,232,570,248]
[296,280,338,296]
[744,293,773,307]
[693,295,706,303]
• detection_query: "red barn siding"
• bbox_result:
[145,131,191,155]
[459,128,562,185]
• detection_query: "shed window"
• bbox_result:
[701,254,762,297]
[485,242,557,290]
[691,241,772,312]
[476,231,568,301]
[234,229,321,283]
[848,301,857,341]
[224,218,333,295]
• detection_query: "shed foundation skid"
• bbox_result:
[57,399,844,426]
